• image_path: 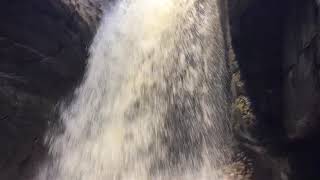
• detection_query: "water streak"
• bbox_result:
[37,0,234,179]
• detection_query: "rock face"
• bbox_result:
[228,0,290,179]
[283,0,320,179]
[0,0,103,179]
[229,0,288,143]
[284,0,319,142]
[229,0,320,179]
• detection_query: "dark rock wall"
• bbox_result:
[0,0,103,179]
[284,0,320,140]
[229,0,288,144]
[283,0,320,179]
[228,0,290,179]
[0,0,104,99]
[229,0,320,179]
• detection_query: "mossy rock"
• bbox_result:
[231,71,246,98]
[233,96,256,128]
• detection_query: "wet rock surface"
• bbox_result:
[229,0,320,179]
[283,0,320,179]
[0,0,103,179]
[228,1,289,179]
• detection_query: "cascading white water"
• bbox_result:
[37,0,234,179]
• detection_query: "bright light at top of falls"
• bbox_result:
[36,0,235,179]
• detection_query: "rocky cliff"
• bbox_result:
[229,0,320,179]
[283,1,320,179]
[0,0,103,179]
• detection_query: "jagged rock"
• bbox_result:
[283,0,320,179]
[0,0,103,179]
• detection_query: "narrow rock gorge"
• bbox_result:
[0,0,319,179]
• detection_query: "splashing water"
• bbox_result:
[37,0,234,179]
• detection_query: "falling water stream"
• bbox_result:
[37,0,234,179]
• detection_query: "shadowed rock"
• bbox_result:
[0,0,104,179]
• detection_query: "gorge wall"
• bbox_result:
[229,0,320,179]
[0,0,103,179]
[283,1,320,179]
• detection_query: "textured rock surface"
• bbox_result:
[284,0,320,141]
[283,0,320,179]
[230,0,320,179]
[229,0,287,142]
[228,0,290,179]
[0,0,103,179]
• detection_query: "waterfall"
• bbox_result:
[37,0,234,179]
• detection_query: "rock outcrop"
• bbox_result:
[283,0,320,179]
[229,0,320,179]
[0,0,103,179]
